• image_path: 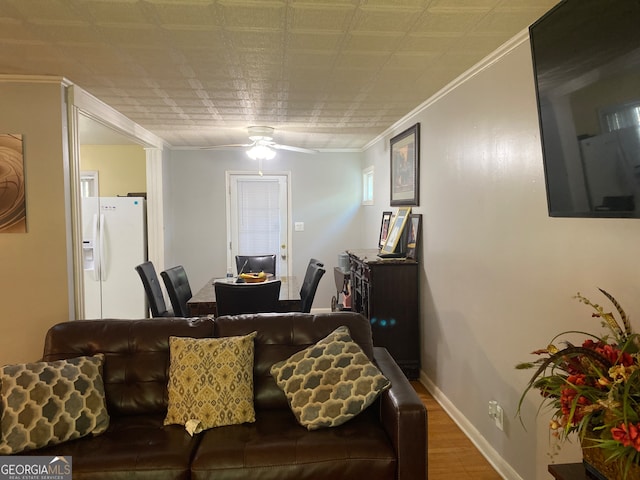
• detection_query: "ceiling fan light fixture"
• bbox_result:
[247,126,275,140]
[247,144,276,160]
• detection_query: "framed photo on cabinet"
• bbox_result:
[380,207,411,255]
[378,211,393,249]
[405,214,422,260]
[390,123,419,206]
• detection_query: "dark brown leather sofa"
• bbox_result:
[25,312,427,480]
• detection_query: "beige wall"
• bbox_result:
[363,37,640,480]
[0,79,72,367]
[80,144,146,197]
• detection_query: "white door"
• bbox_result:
[227,173,291,276]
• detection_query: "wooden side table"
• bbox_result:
[548,463,590,480]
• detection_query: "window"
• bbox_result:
[362,166,374,205]
[601,102,640,133]
[80,171,99,197]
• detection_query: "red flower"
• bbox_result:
[567,374,587,386]
[582,340,634,367]
[611,423,640,452]
[559,376,591,425]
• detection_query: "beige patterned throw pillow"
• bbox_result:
[270,326,391,430]
[0,354,110,454]
[164,333,257,431]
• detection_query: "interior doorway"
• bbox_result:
[226,172,292,276]
[78,122,148,318]
[68,85,165,319]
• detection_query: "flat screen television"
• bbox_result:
[530,0,640,218]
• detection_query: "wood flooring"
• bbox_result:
[412,381,503,480]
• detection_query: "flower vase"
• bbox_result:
[582,436,640,480]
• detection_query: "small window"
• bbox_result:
[80,171,99,197]
[600,101,640,132]
[362,166,374,205]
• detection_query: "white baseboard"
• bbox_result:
[419,371,523,480]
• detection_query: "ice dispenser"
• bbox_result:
[83,240,95,271]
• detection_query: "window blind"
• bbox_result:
[236,178,281,255]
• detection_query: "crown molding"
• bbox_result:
[0,74,73,86]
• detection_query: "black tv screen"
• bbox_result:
[530,0,640,218]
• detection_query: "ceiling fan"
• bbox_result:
[201,126,317,160]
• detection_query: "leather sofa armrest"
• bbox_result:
[374,346,427,480]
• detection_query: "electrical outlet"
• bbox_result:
[495,404,504,431]
[488,400,504,431]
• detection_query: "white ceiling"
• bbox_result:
[0,0,559,149]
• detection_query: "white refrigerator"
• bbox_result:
[82,196,147,319]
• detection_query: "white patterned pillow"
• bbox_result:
[0,354,110,454]
[164,333,257,431]
[270,326,391,430]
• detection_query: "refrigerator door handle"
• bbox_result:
[99,213,106,282]
[92,213,100,281]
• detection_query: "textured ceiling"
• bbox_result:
[0,0,559,149]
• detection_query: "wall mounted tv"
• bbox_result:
[530,0,640,218]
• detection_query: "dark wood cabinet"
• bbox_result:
[347,249,419,379]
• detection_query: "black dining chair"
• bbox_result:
[214,280,281,317]
[135,261,173,317]
[299,260,326,313]
[160,265,193,317]
[235,254,277,275]
[305,258,324,276]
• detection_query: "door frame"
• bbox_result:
[225,171,293,277]
[67,85,165,319]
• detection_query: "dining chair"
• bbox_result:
[235,254,277,275]
[214,280,281,317]
[305,258,324,277]
[299,261,326,313]
[134,261,173,317]
[160,265,193,317]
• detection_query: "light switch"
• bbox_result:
[294,222,304,231]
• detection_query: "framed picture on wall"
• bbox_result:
[380,207,411,255]
[0,133,26,233]
[378,211,393,249]
[405,214,422,260]
[390,123,420,206]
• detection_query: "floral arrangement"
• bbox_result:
[516,289,640,478]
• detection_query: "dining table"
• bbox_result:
[187,275,301,317]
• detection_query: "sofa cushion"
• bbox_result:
[190,408,396,480]
[20,414,198,480]
[164,333,257,430]
[0,354,109,454]
[270,326,390,430]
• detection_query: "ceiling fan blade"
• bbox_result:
[199,143,253,150]
[272,144,318,154]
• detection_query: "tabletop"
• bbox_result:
[187,275,300,317]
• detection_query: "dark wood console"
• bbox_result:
[347,249,419,379]
[548,463,590,479]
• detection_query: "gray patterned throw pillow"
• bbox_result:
[270,326,391,430]
[0,354,110,454]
